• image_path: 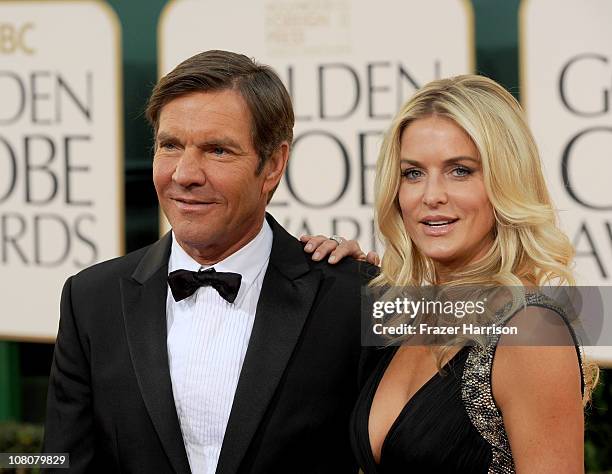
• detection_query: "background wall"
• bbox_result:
[0,0,610,470]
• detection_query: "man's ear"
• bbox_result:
[262,141,289,195]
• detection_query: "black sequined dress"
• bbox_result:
[349,294,584,474]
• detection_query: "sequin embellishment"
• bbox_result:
[461,293,583,474]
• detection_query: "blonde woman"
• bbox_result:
[303,75,596,473]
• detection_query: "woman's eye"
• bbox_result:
[401,168,422,180]
[452,166,472,177]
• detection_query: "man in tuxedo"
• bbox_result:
[44,50,372,473]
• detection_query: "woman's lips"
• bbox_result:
[420,219,459,236]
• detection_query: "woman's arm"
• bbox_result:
[492,307,584,473]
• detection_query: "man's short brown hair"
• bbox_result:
[146,50,294,174]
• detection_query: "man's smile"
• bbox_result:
[171,196,220,211]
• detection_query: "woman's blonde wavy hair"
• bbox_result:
[373,74,598,402]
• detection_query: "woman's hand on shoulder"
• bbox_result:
[492,307,584,473]
[300,234,380,266]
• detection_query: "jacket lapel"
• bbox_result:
[216,215,322,474]
[120,233,191,474]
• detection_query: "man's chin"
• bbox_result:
[173,230,215,248]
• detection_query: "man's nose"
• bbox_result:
[422,175,448,207]
[172,147,206,187]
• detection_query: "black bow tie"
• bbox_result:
[168,268,242,303]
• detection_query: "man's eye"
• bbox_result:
[401,168,422,180]
[159,142,177,150]
[213,146,227,156]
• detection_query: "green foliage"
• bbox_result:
[585,369,612,473]
[0,421,42,454]
[0,422,43,474]
[0,422,43,453]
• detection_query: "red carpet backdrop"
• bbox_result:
[521,0,612,363]
[0,1,124,341]
[157,0,474,255]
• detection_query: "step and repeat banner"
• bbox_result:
[1,0,609,363]
[158,0,475,253]
[0,1,123,341]
[521,0,612,363]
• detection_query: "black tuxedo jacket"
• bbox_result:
[43,214,376,473]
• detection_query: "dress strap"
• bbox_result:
[460,292,581,474]
[462,344,515,474]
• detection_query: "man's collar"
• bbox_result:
[132,212,307,285]
[168,221,273,291]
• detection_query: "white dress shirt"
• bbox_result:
[166,221,273,474]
